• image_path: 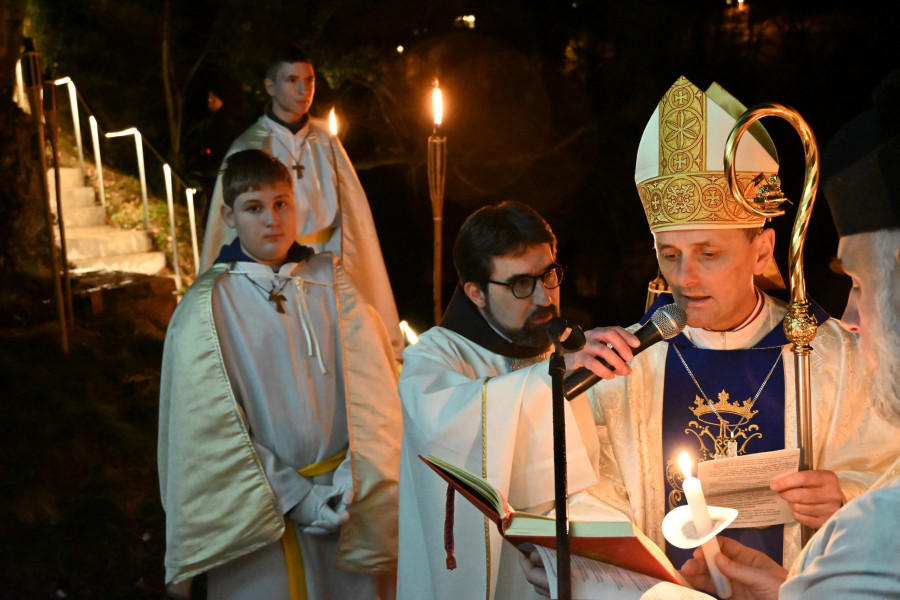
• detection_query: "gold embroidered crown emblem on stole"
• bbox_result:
[665,389,764,510]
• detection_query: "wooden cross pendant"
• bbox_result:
[268,291,288,313]
[291,162,304,179]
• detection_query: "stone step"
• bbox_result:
[65,226,153,260]
[71,251,168,276]
[60,205,106,228]
[50,186,96,210]
[47,167,84,192]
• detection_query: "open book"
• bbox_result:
[420,454,687,586]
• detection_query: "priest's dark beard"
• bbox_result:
[482,298,559,348]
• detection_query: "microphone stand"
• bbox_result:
[549,335,571,600]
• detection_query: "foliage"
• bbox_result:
[0,317,167,598]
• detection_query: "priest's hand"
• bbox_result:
[770,469,844,529]
[680,537,787,600]
[564,326,640,379]
[517,549,550,597]
[288,484,352,535]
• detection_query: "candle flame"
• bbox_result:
[328,107,338,136]
[432,83,443,127]
[679,451,693,478]
[400,320,419,345]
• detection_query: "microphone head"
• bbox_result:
[546,317,586,352]
[651,303,687,339]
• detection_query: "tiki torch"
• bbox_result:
[428,80,447,324]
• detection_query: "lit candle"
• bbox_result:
[680,451,732,598]
[162,164,182,290]
[328,107,338,136]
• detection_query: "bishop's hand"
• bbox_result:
[770,469,844,529]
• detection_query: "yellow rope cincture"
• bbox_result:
[296,226,335,245]
[281,446,349,600]
[481,377,492,600]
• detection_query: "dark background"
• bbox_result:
[24,0,900,331]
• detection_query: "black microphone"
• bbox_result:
[546,317,587,354]
[563,303,687,399]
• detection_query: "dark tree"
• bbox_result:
[0,0,51,278]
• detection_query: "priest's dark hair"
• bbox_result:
[265,45,314,82]
[221,149,292,208]
[453,201,557,288]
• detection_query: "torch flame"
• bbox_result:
[328,107,338,136]
[679,451,693,478]
[432,83,443,127]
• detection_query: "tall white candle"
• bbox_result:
[680,451,732,598]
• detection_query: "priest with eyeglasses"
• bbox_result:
[396,201,637,600]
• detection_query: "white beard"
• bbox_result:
[866,289,900,427]
[860,230,900,427]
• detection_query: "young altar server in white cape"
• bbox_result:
[159,149,400,600]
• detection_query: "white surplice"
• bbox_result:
[159,253,400,597]
[397,325,602,600]
[781,455,900,598]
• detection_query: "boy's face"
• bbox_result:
[222,182,297,268]
[265,61,315,122]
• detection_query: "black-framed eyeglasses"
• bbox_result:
[487,265,565,299]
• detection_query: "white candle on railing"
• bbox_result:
[185,187,200,275]
[163,164,182,290]
[680,451,732,598]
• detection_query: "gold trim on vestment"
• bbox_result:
[296,226,335,245]
[482,377,492,600]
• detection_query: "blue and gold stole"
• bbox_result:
[643,293,829,571]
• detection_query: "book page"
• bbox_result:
[422,454,506,515]
[535,546,714,600]
[697,448,799,527]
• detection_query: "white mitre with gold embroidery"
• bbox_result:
[635,76,779,232]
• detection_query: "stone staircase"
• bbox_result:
[49,167,167,275]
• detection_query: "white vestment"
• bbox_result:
[585,293,898,568]
[397,318,603,600]
[781,455,900,598]
[199,114,403,361]
[158,251,400,597]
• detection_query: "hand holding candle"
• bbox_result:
[680,451,732,598]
